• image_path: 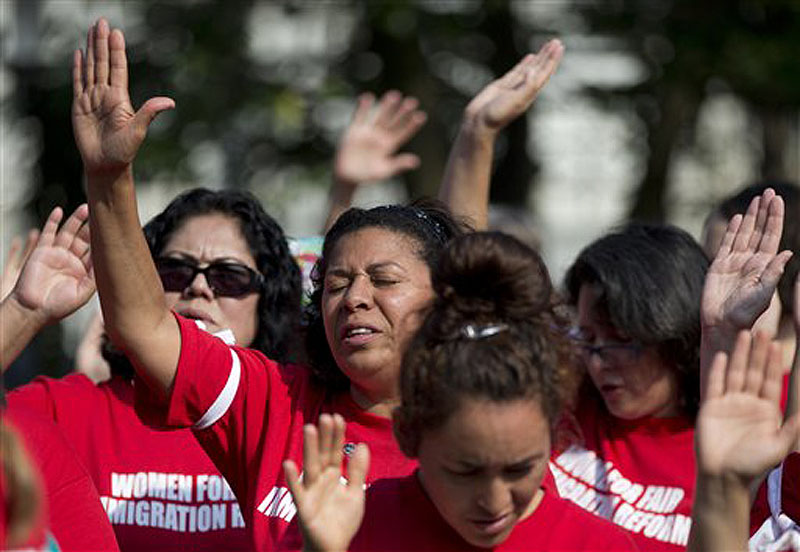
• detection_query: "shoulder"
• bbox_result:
[520,491,638,550]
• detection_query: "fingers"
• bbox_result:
[317,414,335,469]
[302,423,321,485]
[94,18,110,86]
[732,196,760,252]
[716,214,742,257]
[743,331,770,395]
[85,21,96,88]
[38,207,65,248]
[283,459,303,502]
[132,97,176,137]
[706,350,727,400]
[389,153,421,173]
[346,443,370,491]
[22,229,40,260]
[758,192,784,255]
[53,204,90,250]
[725,331,752,393]
[73,50,84,98]
[373,90,403,128]
[762,342,785,405]
[351,93,375,126]
[759,250,793,291]
[108,28,128,90]
[388,104,427,147]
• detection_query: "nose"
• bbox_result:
[183,271,215,300]
[475,477,510,516]
[342,274,373,311]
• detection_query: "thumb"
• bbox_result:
[132,96,175,136]
[389,153,420,174]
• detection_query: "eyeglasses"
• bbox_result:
[155,257,263,297]
[567,328,642,366]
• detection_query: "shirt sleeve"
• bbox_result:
[134,313,312,510]
[6,377,60,422]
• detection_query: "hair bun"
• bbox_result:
[434,232,552,321]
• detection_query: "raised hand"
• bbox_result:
[334,91,426,187]
[701,189,793,334]
[697,331,799,481]
[11,205,95,324]
[72,18,174,175]
[438,40,563,230]
[284,414,369,552]
[463,39,563,135]
[1,228,40,301]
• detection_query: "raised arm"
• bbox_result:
[689,331,800,552]
[284,414,369,552]
[73,18,177,397]
[438,39,563,230]
[324,91,427,232]
[700,188,793,398]
[1,205,95,371]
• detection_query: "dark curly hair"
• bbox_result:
[565,223,708,418]
[105,188,302,378]
[304,200,466,391]
[393,232,573,457]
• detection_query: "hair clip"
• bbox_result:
[461,323,508,340]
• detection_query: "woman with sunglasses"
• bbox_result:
[281,232,636,552]
[66,16,563,552]
[7,187,302,552]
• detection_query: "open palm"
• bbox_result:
[72,18,174,175]
[284,415,369,552]
[702,189,792,332]
[13,205,95,324]
[697,332,799,482]
[465,39,563,133]
[334,91,426,185]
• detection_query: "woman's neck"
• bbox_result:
[349,384,400,418]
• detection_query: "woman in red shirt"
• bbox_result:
[283,232,637,551]
[71,16,562,552]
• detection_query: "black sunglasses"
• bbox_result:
[155,257,263,297]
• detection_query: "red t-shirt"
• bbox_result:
[2,408,118,551]
[135,314,417,552]
[549,398,695,551]
[7,373,250,552]
[292,473,637,551]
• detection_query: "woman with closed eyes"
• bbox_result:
[7,187,302,552]
[68,16,563,552]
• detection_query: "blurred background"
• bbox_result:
[2,0,799,384]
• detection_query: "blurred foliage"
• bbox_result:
[575,0,800,220]
[5,0,800,381]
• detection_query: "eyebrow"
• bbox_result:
[161,251,253,266]
[454,453,546,469]
[326,262,408,277]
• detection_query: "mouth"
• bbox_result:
[598,382,625,397]
[468,512,513,536]
[339,324,380,346]
[177,308,216,328]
